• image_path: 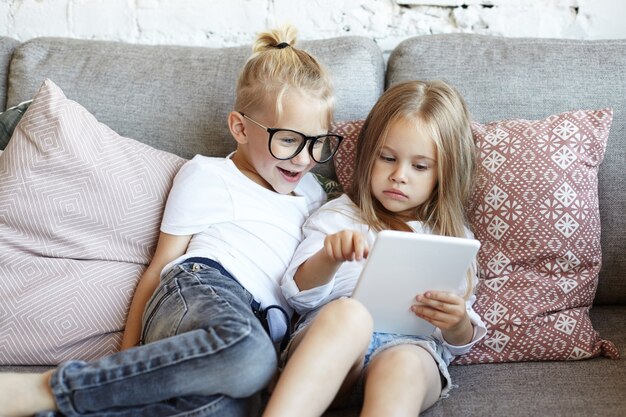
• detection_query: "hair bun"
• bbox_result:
[252,24,298,53]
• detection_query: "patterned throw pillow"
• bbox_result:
[0,100,31,150]
[331,119,364,193]
[0,79,185,365]
[455,109,618,363]
[330,110,618,362]
[312,173,343,200]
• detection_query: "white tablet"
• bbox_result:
[351,230,480,337]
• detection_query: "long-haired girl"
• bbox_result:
[265,80,487,417]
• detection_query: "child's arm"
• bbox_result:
[411,291,474,346]
[120,232,192,350]
[294,229,368,291]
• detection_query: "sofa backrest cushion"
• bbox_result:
[386,34,626,305]
[0,37,19,111]
[6,36,384,180]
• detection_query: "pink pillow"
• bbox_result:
[332,109,619,362]
[456,109,618,363]
[332,119,364,192]
[0,79,185,365]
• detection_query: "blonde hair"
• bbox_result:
[235,24,335,127]
[349,80,477,295]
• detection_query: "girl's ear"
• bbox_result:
[228,111,248,145]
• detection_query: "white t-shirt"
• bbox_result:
[280,194,487,355]
[161,154,326,328]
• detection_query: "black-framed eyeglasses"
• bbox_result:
[239,112,343,164]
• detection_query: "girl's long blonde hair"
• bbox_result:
[349,80,477,295]
[235,24,335,127]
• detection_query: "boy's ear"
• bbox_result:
[228,111,248,145]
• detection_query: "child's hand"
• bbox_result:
[411,291,473,345]
[323,230,369,262]
[294,230,368,291]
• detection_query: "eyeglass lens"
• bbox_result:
[270,130,341,163]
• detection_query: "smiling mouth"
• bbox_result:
[278,167,301,181]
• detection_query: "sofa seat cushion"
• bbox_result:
[0,79,185,365]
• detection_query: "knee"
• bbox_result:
[226,323,278,397]
[315,298,373,341]
[374,345,434,380]
[238,324,277,370]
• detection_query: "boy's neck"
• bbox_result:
[230,151,276,192]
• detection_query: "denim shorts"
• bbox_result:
[365,332,453,399]
[285,307,454,402]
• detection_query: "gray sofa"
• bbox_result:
[1,34,624,416]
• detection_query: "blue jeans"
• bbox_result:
[47,260,277,417]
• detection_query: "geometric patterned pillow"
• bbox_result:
[311,173,343,200]
[0,79,185,365]
[454,109,619,363]
[331,119,364,193]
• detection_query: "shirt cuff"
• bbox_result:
[281,279,303,299]
[437,315,488,356]
[280,279,334,315]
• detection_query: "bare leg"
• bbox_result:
[262,298,373,417]
[361,345,442,417]
[0,370,57,416]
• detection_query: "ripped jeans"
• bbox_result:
[47,260,277,417]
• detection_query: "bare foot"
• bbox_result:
[0,371,57,416]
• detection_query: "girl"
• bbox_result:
[0,25,343,417]
[263,80,487,417]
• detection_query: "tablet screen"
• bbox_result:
[352,230,480,336]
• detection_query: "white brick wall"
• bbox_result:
[1,0,625,55]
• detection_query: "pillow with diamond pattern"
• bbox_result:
[331,119,364,193]
[331,109,618,362]
[453,108,618,363]
[0,79,185,365]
